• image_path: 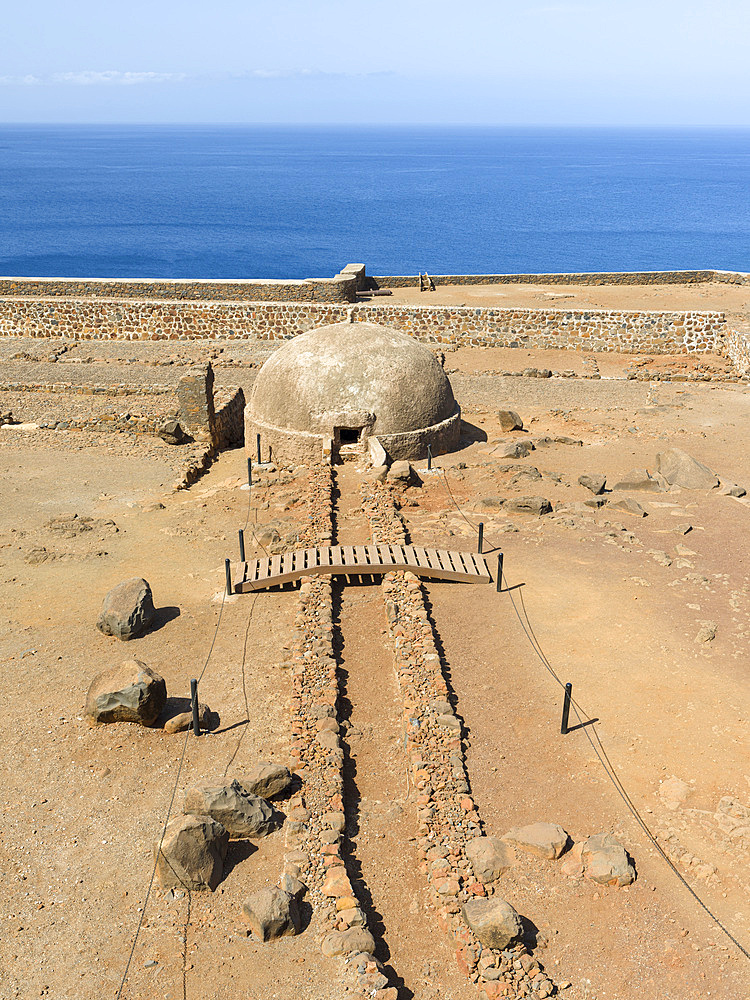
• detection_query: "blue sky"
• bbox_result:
[1,0,749,124]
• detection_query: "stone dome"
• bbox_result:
[245,321,461,464]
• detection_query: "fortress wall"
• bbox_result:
[0,297,727,355]
[725,329,750,373]
[372,269,750,288]
[0,275,358,303]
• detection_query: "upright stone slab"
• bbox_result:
[177,363,217,446]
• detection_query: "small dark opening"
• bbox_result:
[338,427,362,444]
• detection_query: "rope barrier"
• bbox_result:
[115,466,254,998]
[435,465,750,962]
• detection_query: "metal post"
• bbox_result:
[478,522,484,554]
[561,682,573,735]
[247,456,252,488]
[256,433,262,464]
[427,444,432,470]
[190,678,200,737]
[225,558,232,596]
[495,551,504,592]
[238,529,245,562]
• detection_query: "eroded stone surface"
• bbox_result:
[85,658,166,726]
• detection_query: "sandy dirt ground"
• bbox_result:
[377,281,750,331]
[0,344,748,1000]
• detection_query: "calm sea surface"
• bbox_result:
[0,125,747,279]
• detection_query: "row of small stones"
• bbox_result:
[360,480,558,1000]
[448,368,746,383]
[0,380,172,395]
[279,465,398,998]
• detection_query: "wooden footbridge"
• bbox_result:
[228,543,491,593]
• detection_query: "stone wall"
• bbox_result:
[214,386,245,449]
[0,297,727,354]
[371,269,750,288]
[0,275,357,303]
[725,329,750,373]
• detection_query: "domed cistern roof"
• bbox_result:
[245,320,461,464]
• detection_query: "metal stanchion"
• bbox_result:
[238,529,245,562]
[190,678,200,737]
[225,558,232,596]
[427,445,432,471]
[561,682,573,735]
[247,456,252,487]
[478,522,484,554]
[496,551,504,592]
[256,433,262,464]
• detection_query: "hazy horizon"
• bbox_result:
[1,0,749,126]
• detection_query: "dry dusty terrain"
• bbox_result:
[379,280,750,332]
[0,342,748,1000]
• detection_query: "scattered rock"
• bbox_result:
[578,473,606,495]
[497,410,523,432]
[609,497,647,517]
[96,577,156,641]
[504,496,552,515]
[656,448,719,490]
[238,762,293,800]
[509,467,542,486]
[719,481,747,497]
[241,887,300,941]
[695,622,717,643]
[155,814,229,891]
[559,841,585,878]
[490,440,534,459]
[581,833,635,886]
[554,435,583,446]
[183,780,277,838]
[477,496,505,511]
[85,659,166,726]
[466,836,513,882]
[612,468,662,492]
[387,461,419,485]
[163,702,216,734]
[461,897,522,949]
[321,926,376,957]
[659,776,692,811]
[157,420,188,445]
[502,822,569,859]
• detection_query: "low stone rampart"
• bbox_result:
[0,274,357,303]
[372,268,750,288]
[0,297,727,355]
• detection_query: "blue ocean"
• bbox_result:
[0,125,747,279]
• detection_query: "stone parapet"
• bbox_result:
[0,275,357,303]
[371,269,750,288]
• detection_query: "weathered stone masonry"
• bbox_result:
[0,297,728,355]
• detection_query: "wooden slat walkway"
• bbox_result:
[231,544,491,593]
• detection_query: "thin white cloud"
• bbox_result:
[0,68,394,87]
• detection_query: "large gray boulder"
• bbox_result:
[183,779,277,838]
[238,762,292,800]
[241,887,300,941]
[96,577,155,640]
[155,814,228,891]
[581,833,636,886]
[579,473,607,495]
[502,822,569,860]
[85,659,166,726]
[461,897,522,949]
[466,836,513,883]
[497,410,524,432]
[656,449,719,490]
